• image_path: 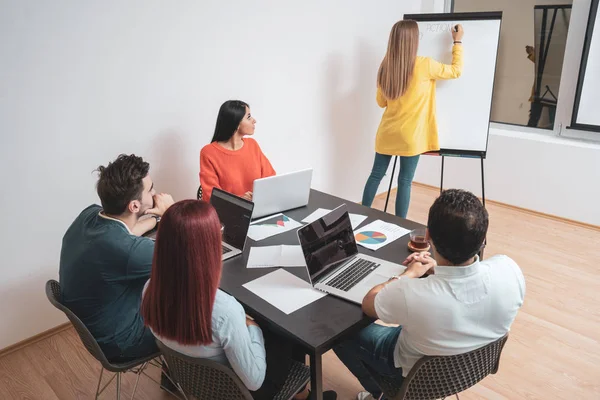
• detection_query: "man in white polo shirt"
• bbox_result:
[333,189,525,400]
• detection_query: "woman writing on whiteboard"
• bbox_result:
[362,20,464,218]
[200,100,276,202]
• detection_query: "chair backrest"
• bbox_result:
[365,334,508,400]
[398,334,508,400]
[45,280,114,369]
[156,339,253,400]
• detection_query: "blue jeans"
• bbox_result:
[333,324,404,398]
[362,153,420,218]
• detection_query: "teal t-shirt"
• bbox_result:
[59,205,154,358]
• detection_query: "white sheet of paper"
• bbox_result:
[303,208,368,230]
[247,214,303,241]
[280,245,305,266]
[302,208,331,224]
[247,245,305,268]
[247,246,281,268]
[354,220,411,251]
[242,269,326,314]
[349,213,368,230]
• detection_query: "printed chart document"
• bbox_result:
[302,208,368,230]
[247,214,303,241]
[247,245,306,268]
[354,220,410,251]
[242,269,326,314]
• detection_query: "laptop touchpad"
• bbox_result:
[365,272,388,287]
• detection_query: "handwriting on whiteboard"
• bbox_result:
[419,23,456,40]
[422,22,455,33]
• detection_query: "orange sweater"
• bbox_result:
[199,138,276,202]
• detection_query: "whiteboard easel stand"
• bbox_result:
[383,151,487,258]
[439,153,485,208]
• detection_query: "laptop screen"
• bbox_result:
[297,205,358,283]
[210,188,254,250]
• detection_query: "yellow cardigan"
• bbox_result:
[375,44,463,157]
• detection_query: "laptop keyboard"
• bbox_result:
[222,245,232,254]
[327,257,380,292]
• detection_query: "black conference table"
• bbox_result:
[219,189,423,400]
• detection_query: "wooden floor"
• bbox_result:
[1,184,599,399]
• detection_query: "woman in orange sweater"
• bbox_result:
[200,100,276,202]
[362,20,464,218]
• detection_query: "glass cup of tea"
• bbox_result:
[409,228,429,251]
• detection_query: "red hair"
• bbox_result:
[141,200,222,345]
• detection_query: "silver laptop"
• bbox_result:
[252,168,312,219]
[210,188,254,261]
[297,205,405,304]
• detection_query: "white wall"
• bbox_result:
[413,127,600,225]
[0,0,422,349]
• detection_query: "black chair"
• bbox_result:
[45,280,168,399]
[363,334,509,400]
[197,184,203,200]
[156,339,311,400]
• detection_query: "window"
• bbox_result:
[571,0,600,132]
[452,0,572,131]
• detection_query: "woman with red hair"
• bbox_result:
[141,200,336,399]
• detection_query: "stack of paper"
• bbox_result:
[247,245,306,268]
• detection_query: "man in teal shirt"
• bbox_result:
[59,154,174,361]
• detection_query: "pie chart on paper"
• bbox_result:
[355,231,387,245]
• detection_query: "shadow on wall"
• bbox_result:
[150,129,197,202]
[325,41,379,201]
[0,269,67,350]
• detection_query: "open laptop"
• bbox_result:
[297,205,405,304]
[252,168,312,219]
[210,188,254,261]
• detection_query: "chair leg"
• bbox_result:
[138,362,187,400]
[158,356,189,399]
[140,374,187,400]
[131,362,147,399]
[95,368,105,399]
[116,372,121,400]
[95,367,104,400]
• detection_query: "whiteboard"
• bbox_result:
[572,0,600,130]
[405,13,502,155]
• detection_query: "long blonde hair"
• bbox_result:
[377,20,419,100]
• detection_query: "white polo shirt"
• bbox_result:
[374,255,525,376]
